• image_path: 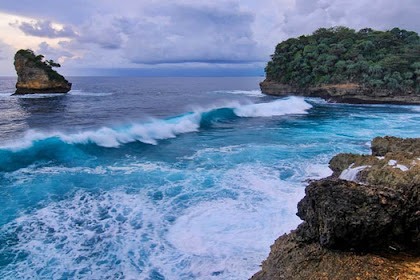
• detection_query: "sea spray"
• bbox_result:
[234,96,312,117]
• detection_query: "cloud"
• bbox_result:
[11,1,266,66]
[11,20,76,38]
[119,2,265,64]
[1,0,420,75]
[0,39,16,75]
[37,42,74,60]
[0,0,93,24]
[282,0,420,37]
[76,16,124,50]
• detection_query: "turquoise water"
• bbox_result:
[0,77,420,279]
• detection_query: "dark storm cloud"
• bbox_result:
[2,0,420,75]
[121,2,265,64]
[12,20,76,38]
[283,0,420,37]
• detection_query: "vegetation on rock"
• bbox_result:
[265,27,420,92]
[15,49,66,82]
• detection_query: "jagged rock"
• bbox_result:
[14,49,71,94]
[260,79,420,105]
[295,178,415,251]
[372,136,420,156]
[251,136,420,280]
[251,232,420,280]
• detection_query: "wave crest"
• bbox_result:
[0,97,311,152]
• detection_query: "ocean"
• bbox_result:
[0,76,419,279]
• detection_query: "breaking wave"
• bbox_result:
[211,90,263,97]
[0,97,312,152]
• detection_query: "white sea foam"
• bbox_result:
[0,90,112,99]
[410,106,420,112]
[1,113,202,151]
[0,92,66,99]
[234,96,312,117]
[69,90,113,96]
[166,164,304,279]
[339,163,370,183]
[394,164,409,171]
[0,164,306,280]
[0,98,313,151]
[211,89,263,97]
[305,164,333,179]
[0,92,12,98]
[388,159,397,166]
[183,145,245,160]
[0,190,163,280]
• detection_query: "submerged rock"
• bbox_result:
[251,136,420,279]
[14,49,71,94]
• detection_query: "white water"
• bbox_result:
[211,89,263,97]
[339,164,370,183]
[0,97,312,151]
[1,164,304,280]
[234,97,312,117]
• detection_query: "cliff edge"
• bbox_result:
[14,49,71,95]
[251,136,420,280]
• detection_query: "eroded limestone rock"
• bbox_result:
[14,49,71,95]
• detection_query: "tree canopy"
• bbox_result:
[265,27,420,92]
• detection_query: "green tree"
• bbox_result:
[265,26,420,91]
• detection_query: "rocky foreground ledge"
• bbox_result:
[14,49,71,95]
[251,136,420,280]
[260,79,420,105]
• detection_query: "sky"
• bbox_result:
[0,0,419,76]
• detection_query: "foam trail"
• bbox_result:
[211,90,263,97]
[0,97,312,151]
[69,90,113,96]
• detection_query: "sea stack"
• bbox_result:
[14,49,71,95]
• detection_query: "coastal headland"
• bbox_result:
[251,136,420,280]
[261,27,420,104]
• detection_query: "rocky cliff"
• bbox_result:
[14,49,71,94]
[260,79,420,104]
[251,136,420,280]
[261,27,420,104]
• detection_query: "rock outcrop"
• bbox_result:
[252,231,420,280]
[251,136,420,280]
[260,79,420,105]
[14,49,71,94]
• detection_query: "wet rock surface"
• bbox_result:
[251,136,420,279]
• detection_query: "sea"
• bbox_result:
[0,76,419,279]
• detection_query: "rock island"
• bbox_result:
[14,49,71,95]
